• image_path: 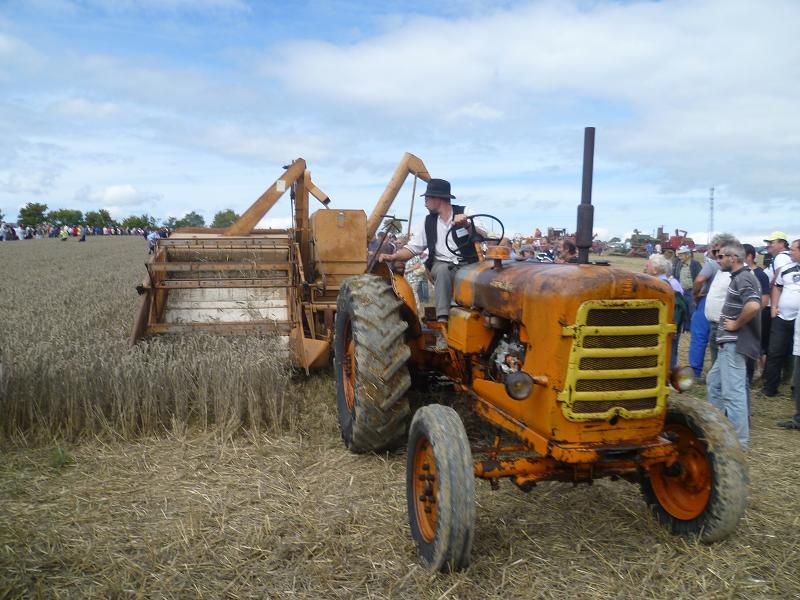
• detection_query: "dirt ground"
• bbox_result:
[1,240,799,598]
[2,377,799,599]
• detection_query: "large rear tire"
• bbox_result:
[407,404,475,572]
[334,275,411,452]
[641,395,748,542]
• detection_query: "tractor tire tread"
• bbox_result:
[335,275,412,453]
[641,394,748,543]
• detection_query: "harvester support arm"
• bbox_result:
[366,153,430,242]
[223,159,307,236]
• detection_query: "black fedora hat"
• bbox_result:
[420,178,455,199]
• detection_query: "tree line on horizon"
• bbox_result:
[5,203,240,231]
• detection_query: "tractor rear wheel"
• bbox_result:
[334,275,411,452]
[641,395,748,542]
[407,404,475,572]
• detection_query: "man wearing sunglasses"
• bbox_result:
[689,233,738,380]
[706,241,762,450]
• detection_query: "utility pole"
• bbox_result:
[708,186,714,245]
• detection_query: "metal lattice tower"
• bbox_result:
[708,186,715,244]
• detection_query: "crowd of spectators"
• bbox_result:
[1,222,150,241]
[650,231,799,446]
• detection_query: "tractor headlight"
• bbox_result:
[670,366,695,392]
[505,371,534,400]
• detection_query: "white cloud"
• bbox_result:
[263,0,800,205]
[447,102,502,122]
[49,97,120,119]
[73,184,161,217]
[0,32,42,79]
[0,170,60,194]
[195,123,330,163]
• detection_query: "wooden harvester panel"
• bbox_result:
[130,154,431,371]
[143,233,295,335]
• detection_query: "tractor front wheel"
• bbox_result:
[641,395,748,542]
[407,404,475,572]
[334,275,411,452]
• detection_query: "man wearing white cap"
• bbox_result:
[762,237,800,396]
[673,245,701,328]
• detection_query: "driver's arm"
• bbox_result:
[379,247,415,263]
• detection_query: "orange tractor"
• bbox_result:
[333,128,748,571]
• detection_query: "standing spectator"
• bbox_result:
[147,229,160,254]
[646,254,685,368]
[673,245,701,328]
[706,240,762,451]
[404,253,429,311]
[646,241,653,256]
[761,239,800,396]
[743,243,770,383]
[705,259,732,367]
[538,238,554,262]
[555,239,577,263]
[763,231,793,285]
[517,244,537,262]
[689,233,737,379]
[776,307,800,430]
[654,242,662,254]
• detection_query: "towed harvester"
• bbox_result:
[333,128,748,571]
[130,154,430,371]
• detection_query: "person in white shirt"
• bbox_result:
[762,238,800,396]
[379,179,479,350]
[705,265,732,366]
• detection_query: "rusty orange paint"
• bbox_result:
[446,308,494,354]
[647,422,711,519]
[449,262,675,453]
[411,435,438,542]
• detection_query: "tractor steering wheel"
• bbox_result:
[445,214,505,258]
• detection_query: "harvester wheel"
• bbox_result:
[334,275,411,452]
[641,395,748,542]
[406,404,475,572]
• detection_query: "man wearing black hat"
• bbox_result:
[379,178,479,346]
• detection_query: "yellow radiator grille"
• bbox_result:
[558,299,675,422]
[575,376,659,392]
[583,334,659,348]
[586,308,659,326]
[579,355,658,370]
[573,397,658,414]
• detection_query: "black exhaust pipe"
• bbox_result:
[576,127,595,264]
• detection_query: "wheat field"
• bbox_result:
[1,237,798,598]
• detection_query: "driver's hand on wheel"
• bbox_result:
[453,214,471,228]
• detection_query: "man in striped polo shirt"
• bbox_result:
[706,240,762,451]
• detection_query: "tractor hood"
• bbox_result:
[453,260,674,323]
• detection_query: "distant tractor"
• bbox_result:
[334,129,748,571]
[664,228,696,251]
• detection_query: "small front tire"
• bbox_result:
[406,404,475,572]
[641,395,748,542]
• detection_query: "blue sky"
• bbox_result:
[1,0,797,243]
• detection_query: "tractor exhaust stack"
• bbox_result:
[576,127,595,264]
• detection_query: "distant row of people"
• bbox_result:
[1,222,149,240]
